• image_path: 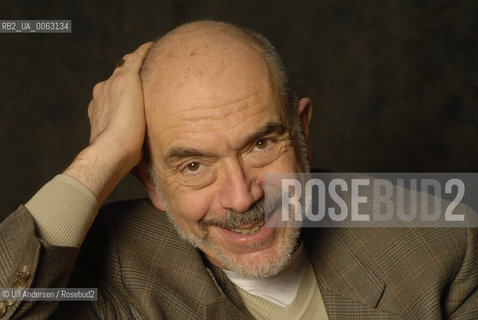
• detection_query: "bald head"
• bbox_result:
[140,21,297,128]
[141,21,285,90]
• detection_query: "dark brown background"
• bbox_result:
[1,0,477,221]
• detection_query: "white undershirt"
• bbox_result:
[223,243,306,307]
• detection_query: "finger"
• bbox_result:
[111,41,154,75]
[87,99,94,120]
[92,81,103,98]
[121,41,155,73]
[111,58,126,75]
[134,41,155,60]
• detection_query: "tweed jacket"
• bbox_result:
[1,199,477,319]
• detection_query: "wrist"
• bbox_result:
[64,143,141,205]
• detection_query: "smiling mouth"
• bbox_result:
[229,217,265,235]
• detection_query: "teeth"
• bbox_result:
[230,218,265,235]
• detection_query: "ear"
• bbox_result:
[296,97,313,161]
[132,158,166,211]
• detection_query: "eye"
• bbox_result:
[245,137,280,168]
[255,138,277,151]
[185,161,201,172]
[255,139,269,150]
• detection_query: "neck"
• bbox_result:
[222,242,307,306]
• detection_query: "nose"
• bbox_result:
[217,159,263,213]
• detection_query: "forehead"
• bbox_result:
[146,85,280,159]
[143,36,281,155]
[144,35,274,109]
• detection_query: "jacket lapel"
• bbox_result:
[205,262,254,319]
[303,228,401,318]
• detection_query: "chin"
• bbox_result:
[205,227,301,279]
[224,247,289,278]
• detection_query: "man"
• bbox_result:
[0,20,477,319]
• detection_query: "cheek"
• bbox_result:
[267,147,302,173]
[165,188,215,231]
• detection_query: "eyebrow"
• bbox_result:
[163,121,286,166]
[244,121,286,146]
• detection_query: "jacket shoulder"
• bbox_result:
[83,199,219,319]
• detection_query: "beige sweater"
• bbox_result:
[238,260,328,319]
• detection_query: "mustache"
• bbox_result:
[199,196,280,233]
